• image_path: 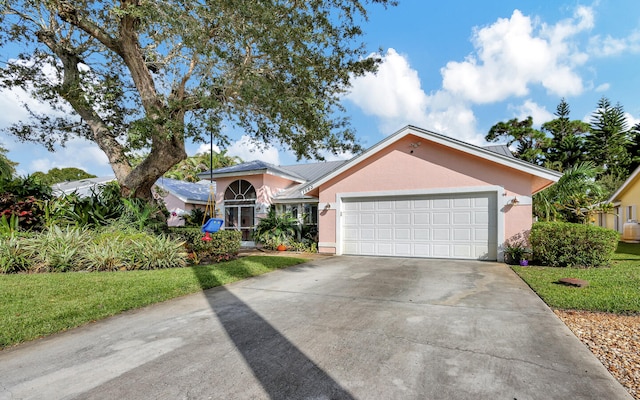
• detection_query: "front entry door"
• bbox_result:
[225,205,254,241]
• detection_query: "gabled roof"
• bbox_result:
[608,164,640,202]
[154,177,214,205]
[300,125,562,195]
[483,145,515,158]
[197,160,307,183]
[280,160,348,181]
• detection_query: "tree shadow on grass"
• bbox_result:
[191,261,355,400]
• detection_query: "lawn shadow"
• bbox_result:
[191,262,355,400]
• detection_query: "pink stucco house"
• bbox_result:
[198,125,561,261]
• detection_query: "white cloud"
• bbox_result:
[194,143,222,155]
[226,135,281,165]
[345,49,481,143]
[344,48,429,125]
[441,8,591,103]
[589,30,640,57]
[509,100,555,125]
[595,83,610,92]
[317,149,354,162]
[626,112,640,129]
[27,138,111,176]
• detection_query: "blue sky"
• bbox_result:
[2,1,640,177]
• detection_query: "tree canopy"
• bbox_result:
[0,145,17,179]
[1,0,395,200]
[31,167,96,185]
[488,96,638,223]
[163,150,241,183]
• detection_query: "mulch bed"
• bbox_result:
[554,310,640,399]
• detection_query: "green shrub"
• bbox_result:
[82,225,187,271]
[23,226,91,272]
[254,210,300,250]
[530,222,619,268]
[168,227,241,263]
[0,235,32,273]
[127,234,187,270]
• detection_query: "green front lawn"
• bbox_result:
[513,242,640,314]
[0,256,307,349]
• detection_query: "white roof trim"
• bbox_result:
[300,125,562,194]
[608,165,640,202]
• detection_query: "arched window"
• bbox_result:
[224,180,256,201]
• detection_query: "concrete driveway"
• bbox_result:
[0,257,632,400]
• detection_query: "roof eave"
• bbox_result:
[608,165,640,202]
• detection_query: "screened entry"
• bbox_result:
[224,180,256,241]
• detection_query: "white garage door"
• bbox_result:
[341,193,497,260]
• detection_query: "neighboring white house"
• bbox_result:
[51,176,215,227]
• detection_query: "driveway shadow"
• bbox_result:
[192,263,354,400]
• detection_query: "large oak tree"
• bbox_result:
[1,0,394,200]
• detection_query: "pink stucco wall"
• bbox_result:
[316,135,538,254]
[162,192,206,227]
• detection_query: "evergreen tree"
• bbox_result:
[585,97,631,179]
[541,99,589,171]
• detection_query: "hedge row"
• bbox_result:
[530,222,619,268]
[167,227,241,264]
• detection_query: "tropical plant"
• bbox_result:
[254,210,300,250]
[533,162,606,223]
[0,235,31,273]
[0,213,19,237]
[121,198,167,233]
[1,1,394,201]
[503,241,530,265]
[23,226,91,272]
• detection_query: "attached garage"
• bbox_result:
[341,192,497,260]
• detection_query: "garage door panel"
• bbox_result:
[394,228,411,240]
[361,229,375,240]
[413,212,430,225]
[453,244,472,258]
[360,214,375,225]
[394,243,411,256]
[452,212,471,225]
[453,228,471,241]
[432,199,450,209]
[432,228,450,241]
[378,213,393,225]
[342,193,497,260]
[432,213,450,225]
[344,228,359,240]
[453,198,471,208]
[433,245,450,257]
[395,213,411,225]
[376,243,393,255]
[414,228,429,241]
[414,244,430,257]
[474,211,489,224]
[378,228,393,240]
